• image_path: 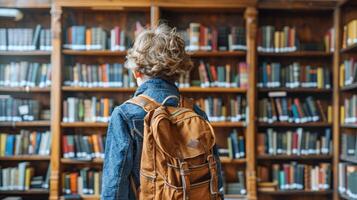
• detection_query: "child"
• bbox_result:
[102,24,223,200]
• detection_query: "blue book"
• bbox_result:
[5,135,15,156]
[230,130,239,159]
[35,133,42,154]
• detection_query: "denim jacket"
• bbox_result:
[102,78,223,200]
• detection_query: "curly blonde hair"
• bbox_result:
[125,24,193,81]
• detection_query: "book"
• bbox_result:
[62,97,116,123]
[62,134,105,160]
[339,163,357,199]
[341,133,357,159]
[195,96,246,122]
[340,58,357,87]
[342,94,357,124]
[257,128,331,156]
[0,26,51,51]
[258,162,331,191]
[257,62,331,89]
[0,130,51,156]
[0,62,51,88]
[258,96,329,124]
[62,169,102,195]
[218,129,245,159]
[182,23,246,52]
[187,61,248,88]
[64,63,135,88]
[342,19,357,49]
[222,170,246,195]
[0,163,49,191]
[0,96,47,122]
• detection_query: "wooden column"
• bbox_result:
[150,5,160,28]
[50,3,62,200]
[245,6,258,200]
[332,6,341,200]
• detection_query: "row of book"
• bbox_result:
[182,23,246,52]
[63,63,135,88]
[0,62,51,88]
[257,96,330,124]
[0,25,52,51]
[342,95,357,124]
[64,23,144,51]
[0,96,42,122]
[257,26,333,53]
[0,131,51,157]
[0,163,50,191]
[258,163,331,191]
[62,97,115,123]
[341,133,357,159]
[197,61,248,88]
[257,62,331,89]
[339,163,357,199]
[257,128,332,156]
[222,171,246,195]
[340,58,357,87]
[257,26,297,53]
[62,169,102,196]
[195,96,247,122]
[62,134,105,160]
[342,19,357,49]
[218,129,245,159]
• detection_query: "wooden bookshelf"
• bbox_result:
[0,87,51,93]
[340,155,357,164]
[340,42,357,53]
[0,189,49,195]
[258,88,332,93]
[0,121,51,127]
[340,82,357,91]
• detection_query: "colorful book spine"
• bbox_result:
[0,96,42,122]
[62,170,102,196]
[339,163,357,199]
[258,26,297,53]
[62,134,105,160]
[342,19,357,49]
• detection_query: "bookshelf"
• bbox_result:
[0,1,52,200]
[1,0,355,200]
[337,1,357,200]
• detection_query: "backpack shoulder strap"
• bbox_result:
[127,94,160,112]
[180,96,194,109]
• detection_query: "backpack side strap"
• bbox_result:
[126,94,160,112]
[180,96,194,109]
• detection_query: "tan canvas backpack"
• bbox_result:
[127,94,221,200]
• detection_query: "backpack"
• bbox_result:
[127,94,221,200]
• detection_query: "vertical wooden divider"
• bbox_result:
[150,4,160,28]
[332,6,341,200]
[245,6,258,200]
[50,3,62,200]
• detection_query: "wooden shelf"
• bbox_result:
[61,121,246,128]
[258,190,333,195]
[257,154,332,161]
[0,87,50,93]
[224,194,247,200]
[258,51,332,57]
[188,50,246,57]
[220,157,246,164]
[62,86,247,93]
[0,155,50,161]
[341,42,357,53]
[0,189,49,195]
[0,121,50,127]
[0,51,51,56]
[341,123,357,128]
[340,155,357,164]
[61,158,103,165]
[258,88,331,93]
[339,192,352,200]
[258,122,332,127]
[341,82,357,92]
[62,49,246,57]
[60,195,100,200]
[62,49,127,56]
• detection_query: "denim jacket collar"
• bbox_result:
[134,77,179,97]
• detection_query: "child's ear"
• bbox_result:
[133,70,143,79]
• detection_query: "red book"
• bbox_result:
[293,98,304,119]
[62,135,68,157]
[115,26,120,46]
[70,172,78,194]
[210,65,218,82]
